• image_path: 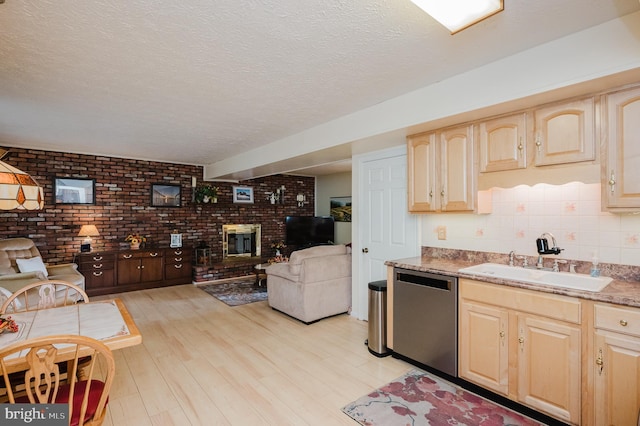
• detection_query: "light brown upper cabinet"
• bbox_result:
[603,85,640,211]
[479,113,527,172]
[534,97,595,166]
[407,125,475,213]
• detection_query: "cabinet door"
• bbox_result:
[440,125,474,211]
[517,314,581,424]
[534,97,595,166]
[479,113,527,172]
[407,133,437,212]
[459,300,509,395]
[593,330,640,426]
[117,257,140,285]
[140,255,163,282]
[604,86,640,210]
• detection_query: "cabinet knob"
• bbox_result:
[92,271,103,277]
[175,250,182,255]
[596,348,604,375]
[124,254,133,259]
[93,256,103,261]
[150,252,159,257]
[92,264,103,269]
[620,319,628,327]
[608,171,616,193]
[174,257,182,262]
[440,189,445,197]
[174,264,183,269]
[518,137,523,151]
[362,248,369,253]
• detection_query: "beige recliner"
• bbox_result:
[266,244,352,323]
[0,238,85,297]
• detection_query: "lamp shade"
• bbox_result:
[78,224,100,237]
[0,160,44,210]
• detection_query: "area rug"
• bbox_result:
[342,369,546,426]
[199,279,267,306]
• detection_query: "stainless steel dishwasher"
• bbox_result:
[393,268,458,377]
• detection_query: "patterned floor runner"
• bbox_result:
[199,279,267,306]
[342,369,547,426]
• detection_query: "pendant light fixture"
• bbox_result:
[0,151,44,210]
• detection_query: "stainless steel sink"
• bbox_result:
[458,263,613,292]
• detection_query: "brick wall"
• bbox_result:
[0,148,315,268]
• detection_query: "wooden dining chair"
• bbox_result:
[0,334,115,426]
[0,280,89,314]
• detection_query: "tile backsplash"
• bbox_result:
[421,182,640,266]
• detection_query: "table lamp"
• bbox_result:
[78,224,100,252]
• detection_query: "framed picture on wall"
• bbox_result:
[232,186,254,203]
[151,184,181,207]
[330,196,352,222]
[54,178,95,204]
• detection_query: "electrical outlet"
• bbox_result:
[437,226,447,240]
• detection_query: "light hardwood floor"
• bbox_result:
[94,283,412,425]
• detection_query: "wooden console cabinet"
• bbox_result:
[76,247,192,296]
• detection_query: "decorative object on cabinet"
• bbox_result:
[54,177,95,205]
[330,196,351,221]
[125,233,146,250]
[78,224,100,253]
[0,151,44,210]
[409,0,504,34]
[170,230,182,248]
[150,183,181,207]
[194,183,218,204]
[233,186,254,203]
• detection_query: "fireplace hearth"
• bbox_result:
[222,224,261,259]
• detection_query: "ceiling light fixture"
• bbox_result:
[0,150,44,210]
[410,0,504,34]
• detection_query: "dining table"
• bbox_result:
[0,298,142,372]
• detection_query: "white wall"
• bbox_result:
[421,182,640,266]
[207,11,640,179]
[316,172,352,244]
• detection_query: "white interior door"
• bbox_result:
[352,146,419,320]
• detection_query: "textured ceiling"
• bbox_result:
[0,0,639,175]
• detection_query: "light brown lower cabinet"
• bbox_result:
[459,278,582,424]
[593,303,640,426]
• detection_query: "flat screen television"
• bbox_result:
[285,216,335,247]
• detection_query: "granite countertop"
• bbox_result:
[385,256,640,308]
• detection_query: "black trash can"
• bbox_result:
[367,280,391,357]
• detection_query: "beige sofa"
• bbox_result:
[0,238,85,298]
[266,244,351,323]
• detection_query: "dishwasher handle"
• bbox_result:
[395,271,455,291]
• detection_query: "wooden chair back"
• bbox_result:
[0,280,89,314]
[0,334,115,426]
